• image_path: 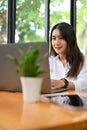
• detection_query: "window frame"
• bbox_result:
[7,0,76,43]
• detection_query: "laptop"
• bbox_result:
[0,42,67,94]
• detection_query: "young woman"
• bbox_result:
[49,22,87,92]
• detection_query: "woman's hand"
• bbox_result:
[51,79,75,90]
[51,79,65,89]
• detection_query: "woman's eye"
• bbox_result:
[59,37,63,39]
[52,37,56,40]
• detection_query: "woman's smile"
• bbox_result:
[54,46,62,52]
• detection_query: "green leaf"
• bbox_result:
[6,44,47,77]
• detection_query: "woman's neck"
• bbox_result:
[58,54,67,67]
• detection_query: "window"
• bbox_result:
[0,0,7,44]
[50,0,70,29]
[16,0,46,43]
[76,0,87,54]
[0,0,87,56]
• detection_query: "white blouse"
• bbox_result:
[49,55,87,92]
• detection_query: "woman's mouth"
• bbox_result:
[55,47,62,50]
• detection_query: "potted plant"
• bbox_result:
[6,44,47,102]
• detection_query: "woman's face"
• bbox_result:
[51,29,67,55]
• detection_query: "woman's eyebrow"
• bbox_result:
[52,35,55,37]
[52,34,62,37]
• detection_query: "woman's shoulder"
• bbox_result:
[84,54,87,59]
[84,55,87,63]
[49,55,58,61]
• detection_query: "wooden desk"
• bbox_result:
[0,91,87,130]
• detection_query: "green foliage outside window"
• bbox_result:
[16,0,45,42]
[0,0,87,54]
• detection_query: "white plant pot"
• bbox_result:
[20,76,43,102]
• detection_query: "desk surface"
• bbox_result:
[0,91,87,130]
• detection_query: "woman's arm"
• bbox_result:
[51,79,75,90]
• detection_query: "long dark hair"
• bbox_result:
[50,22,84,78]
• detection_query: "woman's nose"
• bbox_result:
[55,39,60,45]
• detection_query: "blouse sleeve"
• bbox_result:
[72,56,87,92]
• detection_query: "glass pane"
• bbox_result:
[0,0,7,44]
[16,0,45,43]
[76,0,87,55]
[50,0,70,29]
